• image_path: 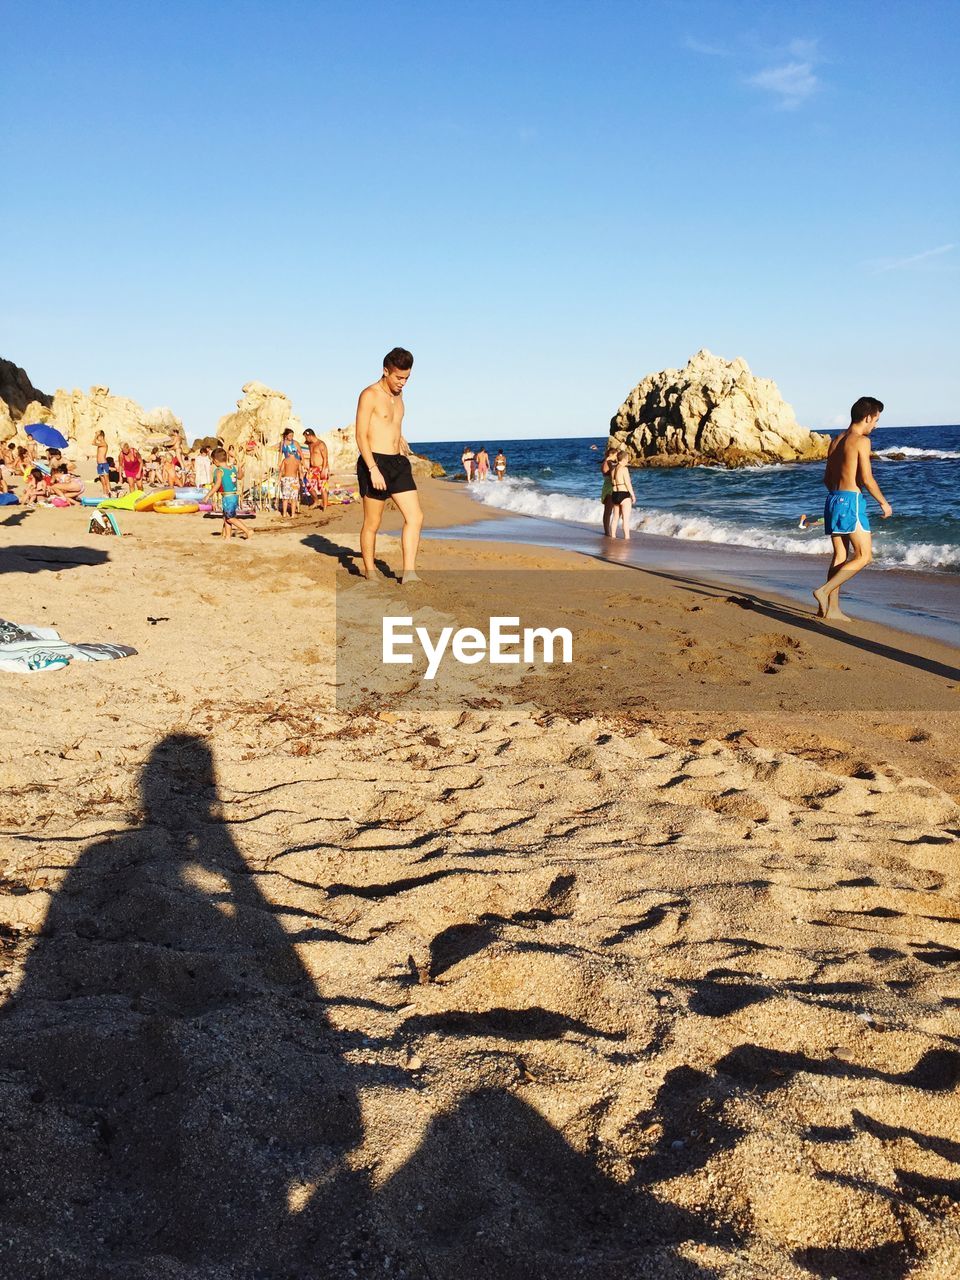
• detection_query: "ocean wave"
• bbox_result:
[465,479,960,572]
[873,445,960,460]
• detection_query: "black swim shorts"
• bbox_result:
[357,452,417,500]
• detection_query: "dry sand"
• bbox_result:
[1,481,958,1279]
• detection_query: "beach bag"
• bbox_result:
[88,510,121,536]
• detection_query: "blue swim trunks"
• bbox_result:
[96,461,110,476]
[824,490,870,536]
[222,494,239,518]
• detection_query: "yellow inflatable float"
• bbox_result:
[134,489,175,512]
[155,502,199,515]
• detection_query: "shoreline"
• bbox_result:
[423,478,960,649]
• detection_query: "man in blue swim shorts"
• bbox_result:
[813,396,892,621]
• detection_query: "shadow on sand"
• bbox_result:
[0,734,715,1279]
[9,738,949,1274]
[0,544,110,575]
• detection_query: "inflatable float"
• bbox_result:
[80,495,107,507]
[155,502,199,515]
[134,488,175,512]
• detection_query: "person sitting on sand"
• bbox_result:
[207,448,251,541]
[494,449,507,480]
[48,464,85,505]
[608,450,635,540]
[303,429,330,511]
[21,467,45,506]
[277,428,303,518]
[813,396,892,621]
[356,346,422,583]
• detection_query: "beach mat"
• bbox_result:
[0,620,136,673]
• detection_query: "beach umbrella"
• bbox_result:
[24,422,69,450]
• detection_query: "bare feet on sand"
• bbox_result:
[812,588,850,621]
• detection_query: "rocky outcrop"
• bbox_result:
[12,386,184,457]
[0,358,53,441]
[216,382,303,448]
[610,350,829,467]
[0,359,52,419]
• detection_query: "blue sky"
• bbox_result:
[2,0,957,440]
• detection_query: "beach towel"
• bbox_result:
[0,620,137,673]
[0,493,18,506]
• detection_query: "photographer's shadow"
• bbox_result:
[0,733,370,1273]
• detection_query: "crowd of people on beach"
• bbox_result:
[0,425,335,519]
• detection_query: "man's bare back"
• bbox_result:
[824,430,869,493]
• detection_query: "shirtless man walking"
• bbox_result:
[813,396,891,621]
[355,347,423,583]
[303,429,329,511]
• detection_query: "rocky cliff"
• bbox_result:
[0,358,53,442]
[610,350,829,467]
[14,386,184,457]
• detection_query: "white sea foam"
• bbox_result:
[465,478,960,572]
[873,445,960,460]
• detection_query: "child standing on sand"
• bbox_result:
[94,430,110,496]
[277,428,303,518]
[207,448,251,540]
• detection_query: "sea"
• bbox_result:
[415,426,960,576]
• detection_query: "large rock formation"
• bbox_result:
[610,350,829,467]
[12,386,184,458]
[0,358,53,442]
[216,382,302,449]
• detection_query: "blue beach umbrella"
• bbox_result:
[24,422,69,450]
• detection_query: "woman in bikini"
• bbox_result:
[609,450,635,540]
[461,446,475,482]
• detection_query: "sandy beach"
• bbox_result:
[2,481,959,1278]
